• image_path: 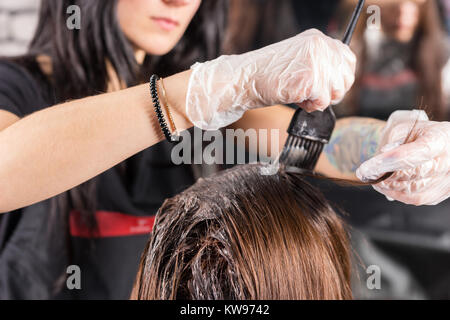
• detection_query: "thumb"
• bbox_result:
[356,134,445,182]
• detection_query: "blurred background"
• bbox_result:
[0,0,39,56]
[2,0,450,299]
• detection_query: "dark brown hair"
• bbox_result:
[223,0,299,54]
[131,164,352,300]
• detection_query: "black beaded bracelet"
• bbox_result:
[149,74,175,143]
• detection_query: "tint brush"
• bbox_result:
[279,0,365,172]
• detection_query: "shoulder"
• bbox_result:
[0,57,50,117]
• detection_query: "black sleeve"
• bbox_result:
[0,60,45,117]
[0,61,59,299]
[0,59,47,249]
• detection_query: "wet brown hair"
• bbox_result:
[131,164,352,300]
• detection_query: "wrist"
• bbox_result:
[162,70,193,129]
[186,55,254,130]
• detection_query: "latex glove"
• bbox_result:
[356,110,450,206]
[186,29,356,130]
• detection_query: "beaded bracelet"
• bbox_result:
[149,74,176,143]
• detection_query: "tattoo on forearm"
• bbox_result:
[324,119,384,175]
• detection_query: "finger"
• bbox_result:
[385,157,448,182]
[380,141,403,153]
[383,122,413,145]
[301,28,323,37]
[377,176,435,194]
[357,134,446,182]
[386,110,429,127]
[341,44,357,72]
[309,93,331,111]
[343,72,355,93]
[330,75,347,105]
[296,101,316,113]
[330,89,345,105]
[297,95,330,112]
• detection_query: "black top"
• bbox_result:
[0,59,197,299]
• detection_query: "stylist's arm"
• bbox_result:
[0,29,355,213]
[356,110,450,206]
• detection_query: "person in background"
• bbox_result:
[337,0,450,121]
[320,0,450,299]
[290,0,342,34]
[439,0,450,35]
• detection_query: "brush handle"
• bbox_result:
[327,0,365,117]
[342,0,366,45]
[314,0,365,125]
[328,0,365,117]
[312,0,365,136]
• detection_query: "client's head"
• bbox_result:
[132,164,352,300]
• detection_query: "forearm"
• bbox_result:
[0,70,192,213]
[229,105,293,158]
[316,117,386,180]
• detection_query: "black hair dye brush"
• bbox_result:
[279,0,365,172]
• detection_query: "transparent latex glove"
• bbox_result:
[186,29,356,130]
[356,110,450,206]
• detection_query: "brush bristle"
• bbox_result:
[279,136,325,171]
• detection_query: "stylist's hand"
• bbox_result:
[186,29,356,130]
[356,110,450,206]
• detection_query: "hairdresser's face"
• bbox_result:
[379,0,426,43]
[117,0,202,56]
